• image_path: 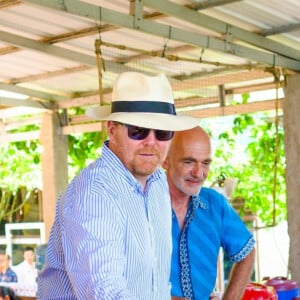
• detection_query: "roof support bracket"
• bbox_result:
[132,0,144,30]
[225,24,233,54]
[58,0,67,11]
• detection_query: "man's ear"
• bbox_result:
[162,159,168,170]
[107,120,119,141]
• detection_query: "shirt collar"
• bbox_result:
[190,193,208,211]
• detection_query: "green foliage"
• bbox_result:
[66,107,105,178]
[0,129,104,222]
[209,113,286,226]
[0,140,42,190]
[68,131,104,179]
[0,131,104,188]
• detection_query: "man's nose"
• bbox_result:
[192,165,205,178]
[143,130,157,143]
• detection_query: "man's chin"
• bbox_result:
[187,186,201,196]
[135,164,159,177]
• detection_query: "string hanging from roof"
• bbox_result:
[271,67,281,227]
[95,6,106,107]
[95,38,105,106]
[94,6,107,142]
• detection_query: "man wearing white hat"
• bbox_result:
[38,72,199,299]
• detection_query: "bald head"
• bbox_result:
[168,126,211,159]
[163,126,212,199]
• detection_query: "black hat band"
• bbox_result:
[111,101,176,115]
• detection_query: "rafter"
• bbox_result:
[7,65,91,85]
[186,98,283,118]
[144,0,300,61]
[260,22,300,36]
[0,30,136,75]
[187,0,242,10]
[23,0,300,70]
[0,0,21,9]
[171,69,273,91]
[0,82,65,102]
[0,97,48,109]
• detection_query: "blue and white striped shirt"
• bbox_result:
[38,141,172,300]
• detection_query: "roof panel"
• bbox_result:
[0,0,299,134]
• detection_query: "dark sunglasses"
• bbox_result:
[124,124,174,141]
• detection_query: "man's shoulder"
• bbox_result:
[198,187,231,211]
[199,186,226,199]
[5,268,18,282]
[7,267,17,274]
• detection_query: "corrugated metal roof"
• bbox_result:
[0,0,299,140]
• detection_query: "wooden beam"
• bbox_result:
[7,65,91,85]
[0,0,21,9]
[144,0,300,61]
[3,116,42,131]
[0,106,46,118]
[61,122,103,135]
[175,96,218,108]
[0,130,40,142]
[58,93,111,109]
[187,0,241,10]
[55,69,275,110]
[0,45,20,55]
[227,82,280,95]
[185,98,283,118]
[24,0,300,70]
[0,98,283,141]
[172,69,273,91]
[0,97,49,109]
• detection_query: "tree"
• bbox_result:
[206,112,286,227]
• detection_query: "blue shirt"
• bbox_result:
[170,187,255,300]
[38,141,172,300]
[0,267,18,283]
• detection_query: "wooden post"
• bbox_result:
[40,111,68,241]
[283,73,300,282]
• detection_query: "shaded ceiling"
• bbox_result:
[1,0,300,142]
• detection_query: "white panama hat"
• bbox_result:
[86,72,199,131]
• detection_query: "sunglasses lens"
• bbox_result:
[125,125,174,141]
[126,125,150,140]
[155,130,174,141]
